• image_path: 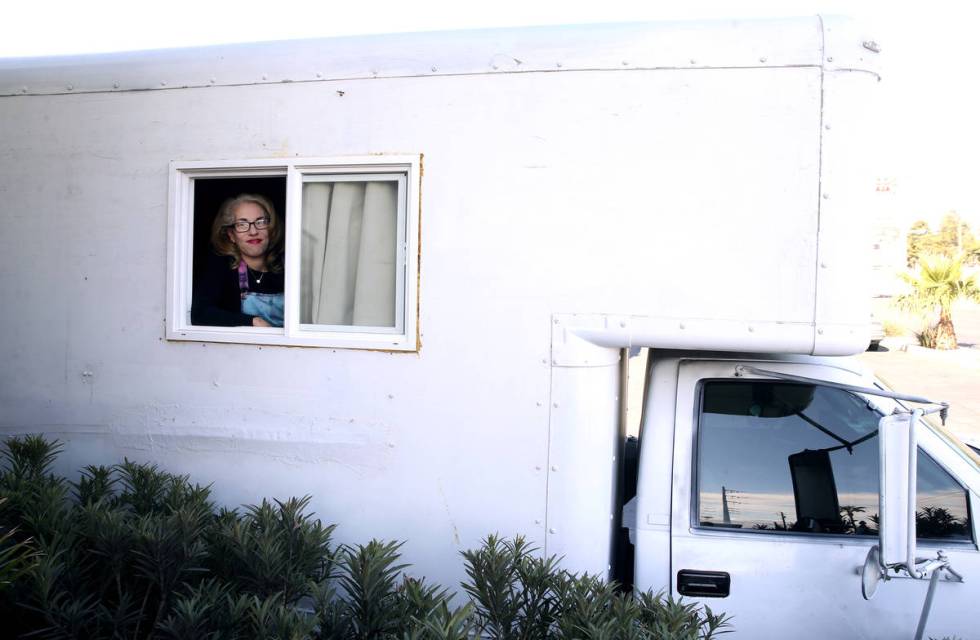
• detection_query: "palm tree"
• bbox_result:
[896,253,980,350]
[916,506,965,538]
[839,505,866,534]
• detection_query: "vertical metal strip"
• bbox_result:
[812,14,828,355]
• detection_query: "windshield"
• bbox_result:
[870,377,980,471]
[921,413,980,471]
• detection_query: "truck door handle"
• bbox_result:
[677,570,730,597]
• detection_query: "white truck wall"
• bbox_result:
[0,17,880,586]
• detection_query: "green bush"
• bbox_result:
[0,436,730,639]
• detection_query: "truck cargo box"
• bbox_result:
[0,16,882,588]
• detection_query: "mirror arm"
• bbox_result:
[914,565,942,640]
[942,559,964,583]
[907,404,947,419]
[735,366,949,422]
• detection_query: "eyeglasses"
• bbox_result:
[230,217,270,233]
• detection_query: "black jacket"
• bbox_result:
[191,253,284,327]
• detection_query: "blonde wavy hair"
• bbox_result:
[210,193,284,273]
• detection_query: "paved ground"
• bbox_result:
[858,300,980,447]
[955,303,980,347]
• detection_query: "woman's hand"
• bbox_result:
[252,317,271,327]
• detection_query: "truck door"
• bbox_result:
[669,360,977,639]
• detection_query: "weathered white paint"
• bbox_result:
[0,16,899,603]
[0,17,881,97]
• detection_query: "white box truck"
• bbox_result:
[0,15,976,638]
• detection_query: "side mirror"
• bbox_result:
[867,410,965,634]
[863,410,919,600]
[877,410,920,569]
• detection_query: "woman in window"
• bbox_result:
[191,194,285,327]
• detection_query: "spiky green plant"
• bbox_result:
[396,576,454,628]
[0,498,36,591]
[156,578,252,640]
[3,435,62,480]
[247,592,319,640]
[402,602,476,640]
[462,535,731,640]
[1,436,730,640]
[311,539,465,640]
[461,534,566,640]
[635,591,731,640]
[74,465,116,506]
[896,253,980,349]
[207,496,335,605]
[338,539,412,639]
[555,573,633,640]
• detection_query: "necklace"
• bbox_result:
[249,266,266,284]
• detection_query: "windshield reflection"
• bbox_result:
[697,381,971,540]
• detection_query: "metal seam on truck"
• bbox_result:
[811,13,827,356]
[0,64,825,98]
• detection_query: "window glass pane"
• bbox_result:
[697,380,971,540]
[300,180,399,328]
[190,177,287,328]
[917,453,972,540]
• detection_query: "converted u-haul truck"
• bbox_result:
[1,15,977,638]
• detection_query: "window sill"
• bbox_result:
[688,526,975,547]
[167,325,418,351]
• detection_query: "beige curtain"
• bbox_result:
[301,181,397,327]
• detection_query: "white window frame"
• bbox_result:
[166,155,420,351]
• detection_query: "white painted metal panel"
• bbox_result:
[0,17,884,591]
[631,356,680,592]
[0,18,825,96]
[813,67,881,353]
[545,360,620,573]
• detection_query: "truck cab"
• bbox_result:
[626,352,978,638]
